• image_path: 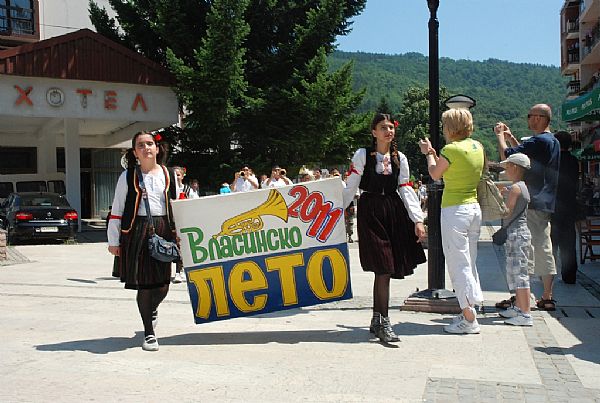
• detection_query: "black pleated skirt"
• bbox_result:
[117,216,173,290]
[357,192,426,279]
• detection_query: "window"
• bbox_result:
[0,0,35,35]
[16,181,46,192]
[20,194,70,207]
[47,180,65,195]
[0,147,36,174]
[0,182,13,199]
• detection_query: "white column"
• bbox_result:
[64,118,81,231]
[37,130,57,175]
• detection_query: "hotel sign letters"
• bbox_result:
[12,84,148,112]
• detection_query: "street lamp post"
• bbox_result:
[403,0,456,312]
[425,0,447,296]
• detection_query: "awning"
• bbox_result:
[572,144,600,160]
[562,86,600,122]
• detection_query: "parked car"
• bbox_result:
[0,192,78,244]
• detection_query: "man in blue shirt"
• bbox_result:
[495,104,560,311]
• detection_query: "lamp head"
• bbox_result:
[444,94,476,110]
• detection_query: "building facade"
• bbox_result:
[560,0,600,180]
[0,12,178,221]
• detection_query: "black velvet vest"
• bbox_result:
[358,148,399,196]
[120,165,177,234]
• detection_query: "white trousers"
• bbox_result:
[441,203,484,309]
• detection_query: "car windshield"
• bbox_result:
[19,194,70,207]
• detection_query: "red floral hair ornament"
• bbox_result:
[153,132,163,142]
[393,120,399,128]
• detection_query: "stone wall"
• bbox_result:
[0,229,6,260]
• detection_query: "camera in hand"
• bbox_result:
[240,171,245,177]
[280,169,286,176]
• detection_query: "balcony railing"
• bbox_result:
[582,19,600,60]
[567,19,580,33]
[568,80,581,95]
[0,4,35,36]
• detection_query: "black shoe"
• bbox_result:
[562,277,576,284]
[377,316,400,342]
[369,312,381,334]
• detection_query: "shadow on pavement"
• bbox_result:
[34,322,450,354]
[36,332,143,354]
[533,318,600,365]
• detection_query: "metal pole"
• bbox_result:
[426,0,446,292]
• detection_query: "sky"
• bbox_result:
[336,0,564,67]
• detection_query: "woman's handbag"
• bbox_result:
[478,175,509,221]
[477,149,509,222]
[492,206,526,246]
[136,166,181,263]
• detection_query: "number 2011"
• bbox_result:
[287,185,343,243]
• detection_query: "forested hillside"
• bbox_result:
[329,51,567,153]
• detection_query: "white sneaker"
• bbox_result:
[504,313,533,327]
[444,318,481,334]
[452,313,464,324]
[172,273,183,283]
[499,306,519,318]
[142,335,159,351]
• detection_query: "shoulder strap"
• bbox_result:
[135,165,155,234]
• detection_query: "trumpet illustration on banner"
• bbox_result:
[213,190,289,238]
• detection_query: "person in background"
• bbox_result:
[300,173,313,182]
[260,174,269,189]
[187,179,201,199]
[107,131,177,351]
[219,182,232,194]
[420,107,485,334]
[417,180,428,211]
[312,167,322,180]
[265,165,293,188]
[232,166,259,192]
[344,113,426,343]
[497,153,533,326]
[551,131,579,284]
[495,104,560,311]
[171,166,187,284]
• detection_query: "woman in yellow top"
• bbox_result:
[419,108,485,334]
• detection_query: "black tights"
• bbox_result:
[137,285,169,337]
[373,274,391,317]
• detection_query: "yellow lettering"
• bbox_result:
[228,261,268,313]
[266,253,304,306]
[187,266,230,318]
[306,248,348,300]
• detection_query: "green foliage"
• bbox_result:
[394,86,450,178]
[329,51,568,174]
[90,0,368,188]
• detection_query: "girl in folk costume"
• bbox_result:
[107,131,177,351]
[343,113,427,343]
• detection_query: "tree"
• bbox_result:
[89,0,368,187]
[395,86,449,179]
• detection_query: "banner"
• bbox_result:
[171,178,352,324]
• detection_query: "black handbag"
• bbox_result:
[492,206,526,246]
[136,166,180,263]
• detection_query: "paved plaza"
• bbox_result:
[0,225,599,402]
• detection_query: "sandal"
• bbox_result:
[495,296,516,309]
[535,298,557,311]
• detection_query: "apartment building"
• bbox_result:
[560,0,600,180]
[0,1,178,221]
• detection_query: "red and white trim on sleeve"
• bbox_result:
[348,163,360,176]
[108,215,122,220]
[399,182,413,188]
